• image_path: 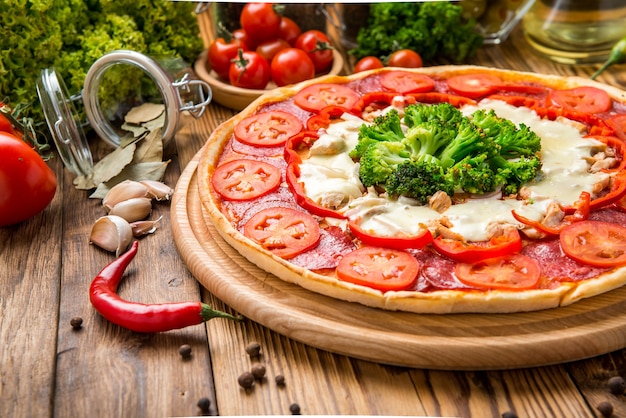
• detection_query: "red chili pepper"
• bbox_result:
[89,241,241,333]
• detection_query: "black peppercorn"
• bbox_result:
[179,344,192,359]
[197,397,211,414]
[251,363,266,379]
[597,401,613,417]
[238,371,255,389]
[289,403,301,415]
[275,374,286,386]
[70,317,83,330]
[608,375,626,395]
[246,342,261,358]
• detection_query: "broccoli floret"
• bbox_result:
[470,109,541,158]
[350,109,405,159]
[403,120,455,163]
[386,161,454,204]
[359,141,411,187]
[403,102,464,129]
[438,119,497,169]
[446,154,498,195]
[491,154,543,195]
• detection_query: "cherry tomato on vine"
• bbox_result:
[240,3,282,48]
[270,48,315,87]
[256,38,291,63]
[232,28,251,47]
[295,30,334,73]
[278,16,302,46]
[229,49,271,90]
[0,131,57,227]
[354,56,384,73]
[208,37,248,80]
[387,49,423,68]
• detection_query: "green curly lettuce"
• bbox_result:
[0,0,204,128]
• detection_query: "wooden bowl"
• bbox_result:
[194,49,344,111]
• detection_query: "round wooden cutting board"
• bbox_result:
[171,152,626,370]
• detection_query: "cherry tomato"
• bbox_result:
[211,159,282,201]
[240,3,282,48]
[295,30,334,73]
[0,107,19,137]
[270,48,316,87]
[336,247,420,292]
[232,28,251,47]
[243,207,321,259]
[348,219,433,250]
[455,254,541,290]
[380,71,435,94]
[229,49,271,90]
[234,110,303,147]
[549,86,612,114]
[432,229,523,263]
[446,74,501,98]
[560,221,626,268]
[294,83,360,113]
[0,131,57,227]
[278,16,302,46]
[256,38,290,63]
[387,49,423,68]
[208,37,248,80]
[354,56,384,73]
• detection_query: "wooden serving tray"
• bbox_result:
[171,152,626,370]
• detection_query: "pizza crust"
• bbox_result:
[197,65,626,314]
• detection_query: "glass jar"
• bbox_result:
[523,0,626,64]
[37,50,212,176]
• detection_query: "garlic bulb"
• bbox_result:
[90,215,133,256]
[103,180,151,212]
[108,197,153,223]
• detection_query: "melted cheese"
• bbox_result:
[298,100,610,242]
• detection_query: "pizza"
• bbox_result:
[197,65,626,314]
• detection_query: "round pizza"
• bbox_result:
[197,65,626,314]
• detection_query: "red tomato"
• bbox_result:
[294,83,360,113]
[240,3,282,47]
[256,38,290,62]
[348,219,433,250]
[354,56,384,73]
[432,229,523,263]
[232,28,251,47]
[387,49,423,68]
[278,16,301,46]
[336,247,420,292]
[380,71,435,94]
[446,74,501,98]
[0,108,19,137]
[229,49,271,90]
[243,207,321,259]
[211,159,282,201]
[270,48,316,87]
[0,132,57,227]
[549,86,612,114]
[560,221,626,267]
[208,37,248,80]
[295,30,334,73]
[455,254,541,290]
[234,110,303,147]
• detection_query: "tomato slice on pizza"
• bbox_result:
[336,247,420,292]
[560,221,626,268]
[234,111,303,147]
[243,207,321,259]
[446,73,501,98]
[294,83,360,112]
[549,86,612,114]
[380,71,435,94]
[455,254,541,290]
[212,159,282,201]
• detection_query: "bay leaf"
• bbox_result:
[73,143,137,190]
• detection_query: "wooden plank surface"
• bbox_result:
[1,7,626,418]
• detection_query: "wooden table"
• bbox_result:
[3,9,626,417]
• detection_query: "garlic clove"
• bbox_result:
[103,180,151,212]
[90,215,133,256]
[140,180,174,201]
[130,216,162,237]
[108,197,153,223]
